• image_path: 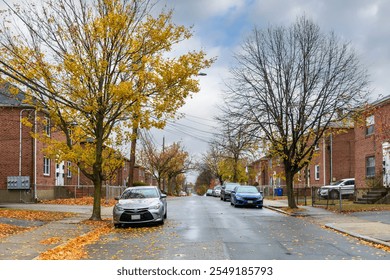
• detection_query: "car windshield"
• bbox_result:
[226,184,239,191]
[330,180,344,186]
[236,186,258,193]
[121,188,159,199]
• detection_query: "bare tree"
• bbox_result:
[198,142,224,185]
[214,115,259,183]
[225,16,370,208]
[139,131,191,194]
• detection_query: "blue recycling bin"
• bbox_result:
[274,187,283,196]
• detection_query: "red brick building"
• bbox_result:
[0,82,69,202]
[250,126,355,189]
[354,95,390,189]
[0,82,156,203]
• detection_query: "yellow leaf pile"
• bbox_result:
[0,209,75,221]
[0,223,31,238]
[40,197,116,207]
[40,237,62,245]
[36,221,112,260]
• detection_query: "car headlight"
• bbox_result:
[114,205,124,211]
[149,203,162,210]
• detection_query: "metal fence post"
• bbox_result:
[339,186,342,212]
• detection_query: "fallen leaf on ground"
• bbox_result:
[40,197,116,207]
[0,209,75,221]
[36,221,112,260]
[40,237,62,245]
[0,223,32,238]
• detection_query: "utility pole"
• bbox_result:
[127,126,138,187]
[162,136,166,193]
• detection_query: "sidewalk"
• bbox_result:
[0,204,113,260]
[264,199,390,248]
[1,201,389,259]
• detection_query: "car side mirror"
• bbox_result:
[114,196,120,200]
[161,194,167,199]
[231,191,236,194]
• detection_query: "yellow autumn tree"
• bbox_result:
[0,0,213,220]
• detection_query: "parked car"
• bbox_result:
[205,189,213,196]
[318,178,355,199]
[230,185,263,208]
[179,191,187,196]
[113,186,167,228]
[212,185,222,197]
[220,182,240,201]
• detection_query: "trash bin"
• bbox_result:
[274,187,283,196]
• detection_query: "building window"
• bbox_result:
[44,117,51,137]
[67,161,72,178]
[366,115,374,136]
[366,156,375,178]
[43,157,50,176]
[315,165,320,180]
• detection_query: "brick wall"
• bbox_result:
[355,99,390,189]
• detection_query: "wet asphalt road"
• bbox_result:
[86,195,390,260]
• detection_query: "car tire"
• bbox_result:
[114,223,121,228]
[164,210,167,219]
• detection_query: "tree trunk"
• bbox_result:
[90,116,104,220]
[91,178,102,220]
[285,167,298,209]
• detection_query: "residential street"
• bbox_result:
[1,195,390,260]
[85,195,390,260]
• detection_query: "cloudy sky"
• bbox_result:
[1,0,389,182]
[149,0,390,179]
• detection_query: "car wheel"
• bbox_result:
[330,190,339,199]
[164,210,167,219]
[114,223,121,228]
[258,206,263,209]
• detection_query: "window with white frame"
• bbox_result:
[43,157,50,176]
[315,165,320,180]
[366,156,375,178]
[67,161,72,178]
[366,115,374,136]
[44,117,51,137]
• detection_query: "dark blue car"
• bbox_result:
[230,185,263,208]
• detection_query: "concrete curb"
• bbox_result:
[264,205,309,217]
[325,223,390,248]
[265,204,390,249]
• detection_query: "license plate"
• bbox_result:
[247,200,253,204]
[131,215,141,220]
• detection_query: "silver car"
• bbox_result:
[113,186,167,227]
[318,178,355,199]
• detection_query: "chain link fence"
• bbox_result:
[35,184,127,201]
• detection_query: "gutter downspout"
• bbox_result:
[330,133,333,183]
[34,110,37,201]
[323,137,326,185]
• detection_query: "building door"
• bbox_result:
[383,142,390,188]
[55,161,65,186]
